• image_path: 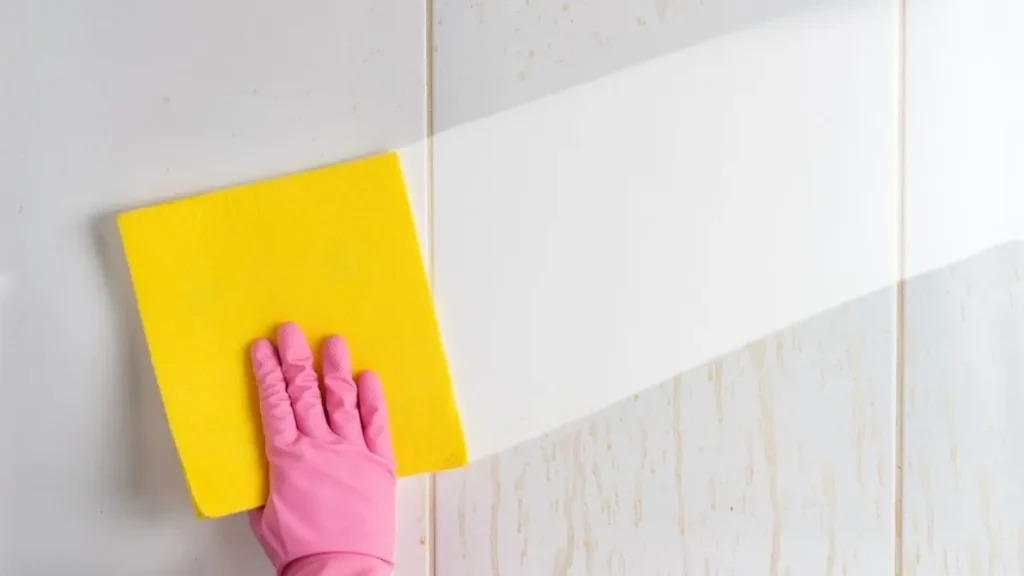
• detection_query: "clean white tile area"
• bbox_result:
[903,0,1024,277]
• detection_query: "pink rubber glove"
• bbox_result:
[248,323,396,576]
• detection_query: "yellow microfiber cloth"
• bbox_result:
[118,152,466,518]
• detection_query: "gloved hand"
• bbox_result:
[248,323,396,576]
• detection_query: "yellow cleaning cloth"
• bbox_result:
[118,152,466,518]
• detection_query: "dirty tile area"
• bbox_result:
[902,243,1024,575]
[435,287,896,575]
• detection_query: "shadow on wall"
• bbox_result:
[92,216,271,575]
[93,214,189,520]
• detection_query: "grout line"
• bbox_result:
[425,0,435,283]
[895,288,904,576]
[424,0,437,575]
[894,0,907,574]
[428,471,437,576]
[425,4,435,283]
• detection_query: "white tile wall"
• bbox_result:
[2,0,1022,573]
[431,0,1023,573]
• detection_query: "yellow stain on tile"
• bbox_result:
[118,152,466,518]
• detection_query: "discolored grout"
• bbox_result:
[894,0,907,573]
[425,0,437,573]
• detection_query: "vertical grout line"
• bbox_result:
[424,0,437,575]
[425,4,435,282]
[894,0,907,574]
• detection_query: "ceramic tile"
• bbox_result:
[902,244,1024,575]
[432,0,899,462]
[436,287,897,575]
[901,1,1024,572]
[903,0,1024,278]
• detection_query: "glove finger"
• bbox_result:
[356,370,394,463]
[249,339,298,449]
[321,335,365,445]
[276,323,332,439]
